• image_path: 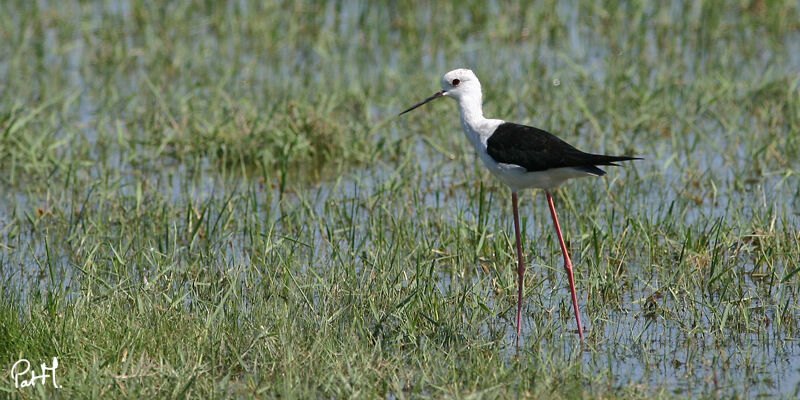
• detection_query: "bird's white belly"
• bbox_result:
[477,151,589,191]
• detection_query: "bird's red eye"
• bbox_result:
[452,79,460,86]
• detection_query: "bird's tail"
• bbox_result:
[574,154,641,176]
[586,154,642,167]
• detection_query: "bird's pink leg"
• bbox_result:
[545,191,585,340]
[511,191,525,350]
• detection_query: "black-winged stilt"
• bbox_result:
[400,68,640,345]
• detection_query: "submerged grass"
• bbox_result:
[1,0,799,398]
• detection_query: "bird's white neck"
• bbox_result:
[455,92,500,151]
[456,93,485,129]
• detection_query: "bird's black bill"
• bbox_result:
[399,90,445,116]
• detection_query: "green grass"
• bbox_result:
[1,0,799,398]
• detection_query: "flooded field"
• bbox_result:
[1,0,799,398]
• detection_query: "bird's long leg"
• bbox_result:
[511,191,525,350]
[545,191,585,340]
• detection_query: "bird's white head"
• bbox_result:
[399,68,484,116]
[440,68,482,101]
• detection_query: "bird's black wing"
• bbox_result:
[486,122,638,173]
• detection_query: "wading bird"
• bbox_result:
[400,69,639,345]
